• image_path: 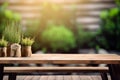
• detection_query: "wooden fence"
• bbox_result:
[0,0,116,30]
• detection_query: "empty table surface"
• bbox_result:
[0,54,119,64]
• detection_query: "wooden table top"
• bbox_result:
[0,54,120,64]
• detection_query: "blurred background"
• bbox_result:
[0,0,120,54]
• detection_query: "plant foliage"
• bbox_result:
[41,25,76,52]
[21,37,34,46]
[97,2,120,51]
[3,23,21,43]
[0,3,21,37]
[76,27,95,48]
[0,37,8,47]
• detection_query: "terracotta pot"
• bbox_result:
[0,47,7,57]
[10,43,21,57]
[7,44,11,57]
[22,46,32,57]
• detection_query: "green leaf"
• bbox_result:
[100,10,108,19]
[109,8,119,17]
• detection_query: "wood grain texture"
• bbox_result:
[4,67,109,73]
[91,75,102,80]
[3,75,111,80]
[0,54,119,64]
[80,75,93,80]
[48,76,56,80]
[56,76,63,80]
[23,76,33,80]
[72,75,80,80]
[64,76,72,80]
[32,76,40,80]
[17,76,26,80]
[40,76,48,80]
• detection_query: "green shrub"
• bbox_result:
[76,27,95,49]
[21,37,34,46]
[0,37,8,47]
[97,3,120,51]
[23,2,77,52]
[0,3,21,21]
[41,25,76,52]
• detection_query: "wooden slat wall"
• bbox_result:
[0,0,116,31]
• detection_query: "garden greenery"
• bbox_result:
[41,25,76,52]
[97,1,120,51]
[3,23,21,43]
[0,3,21,37]
[21,38,34,46]
[24,2,76,52]
[76,27,95,49]
[23,20,41,51]
[0,37,8,47]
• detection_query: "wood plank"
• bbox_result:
[0,0,114,5]
[19,11,102,21]
[0,54,119,64]
[40,76,48,80]
[19,13,100,20]
[17,76,26,80]
[31,76,40,80]
[0,0,115,30]
[63,4,115,10]
[23,76,33,80]
[72,75,80,80]
[20,14,41,19]
[4,67,109,73]
[83,24,100,30]
[3,76,8,80]
[56,75,64,80]
[21,17,100,24]
[0,1,114,4]
[3,75,111,80]
[64,76,72,80]
[91,75,102,80]
[79,75,93,80]
[48,76,56,80]
[76,17,100,24]
[7,4,115,12]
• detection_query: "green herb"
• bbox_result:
[21,37,34,46]
[0,37,8,47]
[3,23,21,43]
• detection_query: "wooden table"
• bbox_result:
[0,54,120,80]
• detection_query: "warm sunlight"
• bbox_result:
[0,0,120,80]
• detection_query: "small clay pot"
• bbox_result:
[0,47,7,57]
[7,44,11,57]
[11,43,21,57]
[22,46,32,57]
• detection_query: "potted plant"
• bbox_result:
[0,37,8,57]
[21,37,34,57]
[3,23,21,57]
